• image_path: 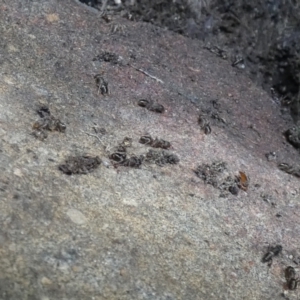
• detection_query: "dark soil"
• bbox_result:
[79,0,300,126]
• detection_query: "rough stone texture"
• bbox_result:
[1,1,300,299]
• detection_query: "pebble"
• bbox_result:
[66,208,87,225]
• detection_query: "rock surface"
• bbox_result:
[0,1,300,299]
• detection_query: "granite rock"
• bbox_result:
[0,1,300,299]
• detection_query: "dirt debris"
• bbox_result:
[145,149,179,166]
[94,74,109,95]
[278,162,300,178]
[139,135,171,149]
[32,106,66,140]
[137,99,165,113]
[285,126,300,149]
[59,155,101,175]
[93,51,121,65]
[194,161,242,196]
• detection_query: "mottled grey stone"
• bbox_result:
[0,1,300,300]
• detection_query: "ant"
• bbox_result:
[262,245,282,266]
[285,266,300,291]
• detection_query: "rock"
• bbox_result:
[0,1,299,299]
[66,209,88,225]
